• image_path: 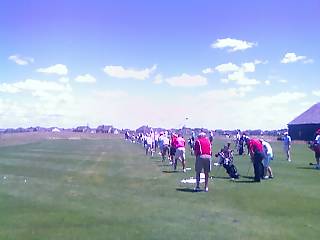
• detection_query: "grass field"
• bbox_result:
[0,135,319,240]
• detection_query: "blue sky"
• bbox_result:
[1,0,319,130]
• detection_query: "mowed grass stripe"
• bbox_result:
[0,139,173,239]
[0,138,319,240]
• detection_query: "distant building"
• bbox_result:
[73,126,91,133]
[288,102,320,140]
[136,125,152,134]
[34,126,50,132]
[96,125,113,133]
[4,128,16,134]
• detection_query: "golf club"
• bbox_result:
[212,163,222,178]
[246,163,252,176]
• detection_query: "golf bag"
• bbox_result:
[216,152,239,179]
[188,138,195,155]
[308,141,320,154]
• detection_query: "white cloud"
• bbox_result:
[0,79,74,128]
[37,64,68,75]
[303,59,314,64]
[0,82,309,130]
[281,52,307,64]
[227,71,259,85]
[74,74,96,83]
[0,83,20,93]
[201,86,253,100]
[0,79,71,95]
[264,80,271,85]
[312,90,320,97]
[58,77,70,83]
[221,78,229,84]
[215,61,262,86]
[8,55,34,65]
[103,64,156,80]
[94,90,128,98]
[215,63,240,73]
[254,59,268,65]
[188,90,306,130]
[279,79,288,84]
[261,92,306,104]
[202,68,214,74]
[153,74,163,84]
[211,38,256,52]
[165,74,207,87]
[268,75,288,84]
[241,62,256,72]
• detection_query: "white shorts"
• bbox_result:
[263,154,272,167]
[175,147,185,160]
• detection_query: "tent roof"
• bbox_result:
[288,102,320,125]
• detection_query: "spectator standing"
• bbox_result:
[312,129,320,169]
[283,132,292,162]
[173,134,186,172]
[209,131,214,145]
[260,139,274,179]
[158,132,170,162]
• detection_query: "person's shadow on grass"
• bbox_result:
[231,175,257,183]
[234,180,256,183]
[158,164,173,167]
[176,188,200,193]
[296,166,318,170]
[162,170,178,174]
[210,176,230,179]
[241,175,254,179]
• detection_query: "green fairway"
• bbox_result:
[0,137,319,240]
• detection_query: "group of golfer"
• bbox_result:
[128,127,320,192]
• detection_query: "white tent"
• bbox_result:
[52,128,61,133]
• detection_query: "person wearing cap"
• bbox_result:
[248,138,264,182]
[173,134,186,172]
[312,129,320,169]
[260,139,274,179]
[145,133,154,156]
[209,131,214,145]
[169,133,178,165]
[283,132,292,162]
[158,132,170,161]
[194,132,212,192]
[239,133,249,155]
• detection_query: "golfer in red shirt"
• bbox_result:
[248,138,264,182]
[194,132,212,192]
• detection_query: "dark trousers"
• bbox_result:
[253,152,264,181]
[239,145,244,155]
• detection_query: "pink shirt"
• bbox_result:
[175,137,185,148]
[194,137,212,157]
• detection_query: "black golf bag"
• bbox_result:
[223,161,239,179]
[217,152,239,179]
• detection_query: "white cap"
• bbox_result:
[198,132,206,137]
